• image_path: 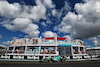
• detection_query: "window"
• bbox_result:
[80,47,84,54]
[14,46,25,53]
[8,47,13,53]
[26,46,39,54]
[73,47,79,54]
[40,46,56,54]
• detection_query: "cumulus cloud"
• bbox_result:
[0,0,47,22]
[52,2,71,19]
[18,0,55,22]
[52,9,56,16]
[2,18,40,37]
[0,0,50,37]
[12,37,18,40]
[0,0,58,38]
[63,35,72,41]
[2,41,10,45]
[0,0,21,18]
[88,36,100,47]
[41,22,47,26]
[12,18,32,30]
[22,0,47,21]
[29,0,46,21]
[43,0,55,8]
[24,35,30,38]
[21,23,40,37]
[42,31,57,37]
[56,0,100,39]
[46,19,52,24]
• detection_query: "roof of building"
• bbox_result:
[0,45,7,49]
[86,47,100,50]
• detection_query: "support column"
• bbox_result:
[55,36,57,44]
[55,46,57,55]
[5,45,10,59]
[13,46,15,54]
[6,45,9,54]
[70,46,73,59]
[71,46,73,55]
[25,46,27,54]
[78,46,81,54]
[64,47,66,56]
[39,46,41,54]
[83,47,86,54]
[82,47,85,59]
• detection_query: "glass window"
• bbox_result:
[65,46,71,55]
[14,46,25,53]
[73,47,79,54]
[7,47,13,53]
[80,47,85,54]
[26,46,39,54]
[40,46,56,54]
[58,46,66,56]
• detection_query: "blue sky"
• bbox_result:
[0,0,100,47]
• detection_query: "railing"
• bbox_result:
[26,51,39,54]
[71,42,80,45]
[41,41,81,45]
[25,50,56,54]
[14,50,25,53]
[41,41,71,45]
[9,41,81,45]
[57,42,70,45]
[41,41,56,44]
[40,49,56,54]
[7,50,13,53]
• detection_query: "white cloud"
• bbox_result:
[2,18,40,38]
[22,24,40,37]
[2,41,10,45]
[0,34,2,38]
[52,9,56,16]
[24,35,29,38]
[88,36,100,47]
[12,18,32,30]
[30,0,46,21]
[58,25,72,33]
[42,31,57,37]
[12,37,18,40]
[46,19,52,24]
[52,2,71,19]
[18,0,47,22]
[0,1,21,18]
[3,24,15,31]
[64,35,72,41]
[41,22,47,26]
[0,0,47,22]
[0,0,49,37]
[43,0,55,8]
[56,1,100,39]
